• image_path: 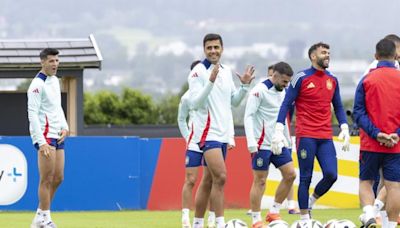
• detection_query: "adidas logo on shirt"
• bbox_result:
[191,72,198,78]
[306,82,315,89]
[253,92,259,97]
[32,88,39,93]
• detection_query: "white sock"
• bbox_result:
[216,217,225,228]
[41,210,52,222]
[373,199,384,214]
[380,211,389,228]
[388,221,397,228]
[270,202,282,214]
[300,214,310,220]
[182,208,190,221]
[362,205,374,220]
[208,211,216,224]
[251,211,262,225]
[33,208,42,223]
[288,200,297,209]
[193,218,204,228]
[308,195,317,209]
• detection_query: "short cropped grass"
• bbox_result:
[0,209,362,228]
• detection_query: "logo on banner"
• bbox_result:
[0,144,28,205]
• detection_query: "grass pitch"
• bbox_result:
[0,209,362,228]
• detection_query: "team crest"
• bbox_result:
[256,157,264,167]
[185,156,189,165]
[326,79,333,90]
[300,149,307,159]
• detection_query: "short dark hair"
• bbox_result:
[39,48,59,60]
[268,64,275,71]
[273,61,293,77]
[376,38,396,59]
[384,34,400,44]
[308,42,330,60]
[203,33,223,47]
[190,60,201,70]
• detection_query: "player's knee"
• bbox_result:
[53,174,64,186]
[324,172,337,183]
[299,176,312,186]
[40,174,55,186]
[254,177,266,188]
[213,173,226,186]
[283,170,296,182]
[185,175,197,187]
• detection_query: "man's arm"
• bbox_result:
[177,98,190,140]
[276,76,301,124]
[331,78,347,125]
[27,80,47,146]
[188,65,217,109]
[352,78,381,139]
[231,65,254,107]
[244,87,262,153]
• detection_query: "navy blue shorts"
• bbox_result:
[185,150,203,168]
[34,138,65,150]
[359,151,400,182]
[199,141,227,166]
[251,148,292,171]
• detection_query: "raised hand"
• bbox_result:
[235,65,255,85]
[209,63,219,83]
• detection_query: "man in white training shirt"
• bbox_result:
[189,33,255,228]
[28,48,68,228]
[244,62,296,228]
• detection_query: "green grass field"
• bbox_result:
[0,209,362,228]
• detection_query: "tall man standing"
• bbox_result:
[271,42,350,221]
[244,62,296,228]
[353,38,400,228]
[188,33,255,228]
[28,48,69,228]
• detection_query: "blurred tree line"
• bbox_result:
[84,85,187,125]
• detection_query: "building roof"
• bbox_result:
[0,34,103,70]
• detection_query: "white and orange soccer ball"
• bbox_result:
[225,219,248,228]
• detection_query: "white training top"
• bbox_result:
[188,59,248,145]
[27,72,69,146]
[177,90,236,152]
[244,79,291,152]
[177,91,202,152]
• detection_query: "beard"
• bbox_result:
[317,58,329,69]
[274,84,284,91]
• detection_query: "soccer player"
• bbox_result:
[271,42,350,221]
[353,38,400,228]
[244,62,297,228]
[28,48,69,228]
[361,34,400,228]
[178,60,218,228]
[188,33,255,228]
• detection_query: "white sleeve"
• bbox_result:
[244,87,261,152]
[59,107,69,131]
[27,80,46,146]
[230,72,250,107]
[188,67,214,109]
[177,98,190,140]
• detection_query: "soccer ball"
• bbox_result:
[291,219,323,228]
[334,219,356,228]
[225,219,248,228]
[323,219,339,228]
[267,220,289,228]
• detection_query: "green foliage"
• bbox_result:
[84,87,183,125]
[157,93,180,124]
